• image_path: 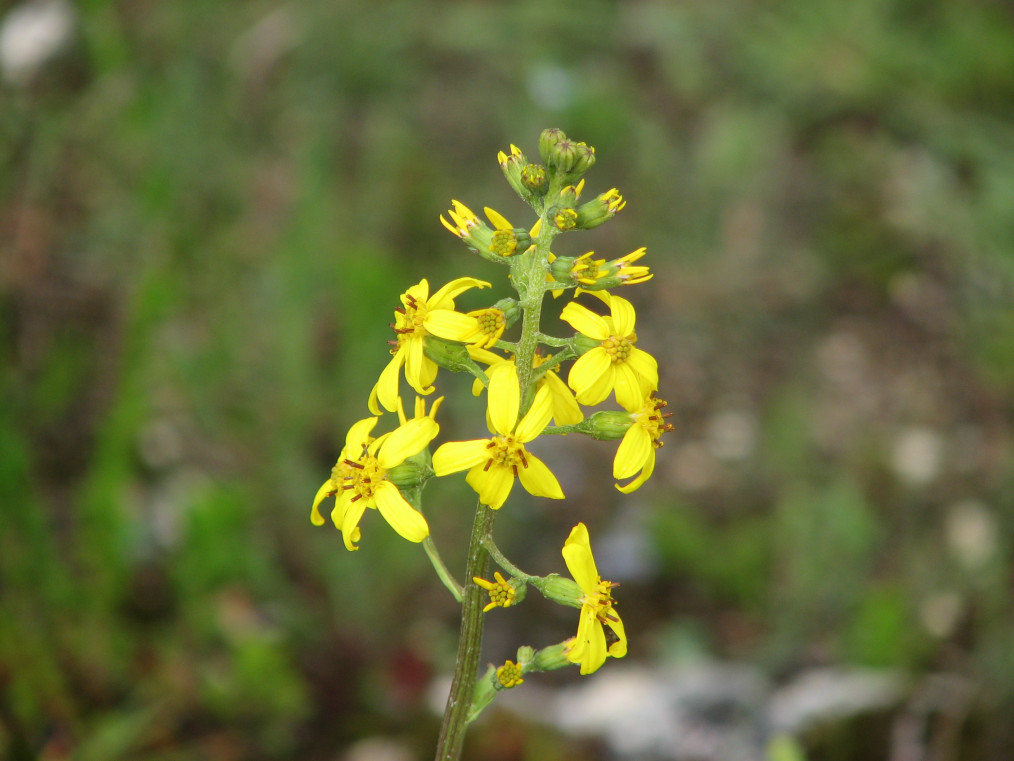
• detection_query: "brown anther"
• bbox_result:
[345,460,364,469]
[518,450,528,468]
[483,459,494,472]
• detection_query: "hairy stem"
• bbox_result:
[433,503,496,761]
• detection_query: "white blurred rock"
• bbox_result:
[0,0,76,85]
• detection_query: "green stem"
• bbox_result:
[482,536,537,582]
[424,537,463,602]
[433,503,496,761]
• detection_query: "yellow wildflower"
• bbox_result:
[369,277,490,414]
[560,291,658,411]
[473,571,516,611]
[432,362,564,509]
[561,523,627,675]
[496,660,524,688]
[613,391,674,493]
[440,201,538,259]
[312,412,439,551]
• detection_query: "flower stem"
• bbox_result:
[482,535,536,582]
[433,502,496,761]
[424,537,463,602]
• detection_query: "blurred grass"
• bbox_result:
[2,0,1014,758]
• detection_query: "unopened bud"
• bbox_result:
[583,410,634,441]
[386,453,433,489]
[550,206,578,231]
[534,573,584,609]
[424,337,476,373]
[521,163,548,195]
[572,142,596,175]
[531,641,573,672]
[539,128,567,165]
[576,188,625,229]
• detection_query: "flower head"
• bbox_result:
[425,306,507,350]
[312,413,439,550]
[496,660,524,688]
[561,523,626,675]
[613,391,673,493]
[440,201,538,260]
[561,291,658,411]
[369,277,490,414]
[473,571,516,612]
[432,362,564,509]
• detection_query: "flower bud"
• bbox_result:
[550,206,578,231]
[531,641,573,672]
[515,645,536,669]
[572,142,596,175]
[424,337,477,373]
[576,188,625,229]
[385,453,433,488]
[551,140,578,173]
[534,573,584,609]
[498,144,529,199]
[583,410,634,441]
[572,332,601,356]
[492,297,522,329]
[521,163,548,195]
[539,128,567,165]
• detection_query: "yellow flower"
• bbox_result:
[613,391,673,493]
[496,660,524,688]
[369,277,490,414]
[311,411,439,551]
[425,307,506,350]
[467,347,583,426]
[473,571,516,611]
[561,523,626,675]
[560,291,658,411]
[432,362,564,509]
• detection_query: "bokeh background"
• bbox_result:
[3,0,1014,759]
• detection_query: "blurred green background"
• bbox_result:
[3,0,1014,759]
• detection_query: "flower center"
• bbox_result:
[476,309,505,340]
[601,334,634,363]
[638,393,675,449]
[587,578,620,624]
[342,453,385,503]
[391,294,429,349]
[490,229,519,257]
[483,434,528,477]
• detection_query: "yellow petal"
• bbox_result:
[378,418,439,469]
[483,206,512,231]
[542,372,584,425]
[569,349,613,404]
[613,362,645,413]
[374,481,429,542]
[375,351,405,413]
[514,384,554,442]
[561,523,600,593]
[424,309,480,342]
[626,347,658,389]
[569,607,608,675]
[517,451,564,499]
[605,613,627,658]
[616,449,655,493]
[428,277,491,310]
[487,362,520,435]
[310,479,334,526]
[560,301,609,340]
[467,462,514,509]
[346,416,380,452]
[614,425,651,480]
[341,499,368,551]
[608,293,637,337]
[432,439,490,476]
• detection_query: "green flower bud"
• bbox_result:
[572,333,601,356]
[539,128,567,165]
[531,641,573,672]
[386,452,433,488]
[534,573,584,609]
[551,140,578,173]
[515,645,536,669]
[572,142,596,175]
[583,410,635,441]
[492,297,522,329]
[424,337,478,373]
[576,188,625,229]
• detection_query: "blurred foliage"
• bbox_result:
[2,0,1014,759]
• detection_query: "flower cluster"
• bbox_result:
[311,129,673,726]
